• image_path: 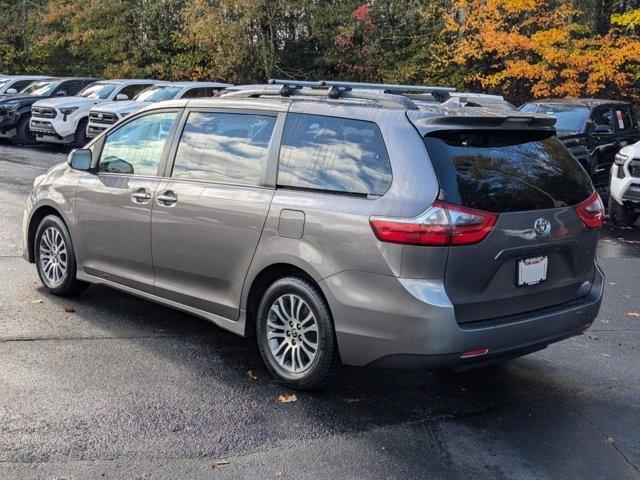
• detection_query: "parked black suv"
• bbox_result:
[520,99,640,197]
[0,77,98,144]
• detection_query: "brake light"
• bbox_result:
[370,201,498,246]
[574,191,604,229]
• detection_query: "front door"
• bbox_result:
[75,110,180,293]
[151,110,279,319]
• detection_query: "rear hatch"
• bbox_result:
[422,129,600,325]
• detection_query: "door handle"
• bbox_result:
[131,188,151,203]
[157,190,178,206]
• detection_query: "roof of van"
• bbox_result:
[164,81,232,88]
[525,98,630,108]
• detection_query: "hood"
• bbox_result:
[555,129,584,138]
[91,100,147,116]
[0,94,43,105]
[33,96,108,110]
[619,140,640,159]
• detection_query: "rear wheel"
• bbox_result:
[15,114,36,145]
[35,215,89,296]
[74,118,89,147]
[609,196,638,228]
[256,277,340,390]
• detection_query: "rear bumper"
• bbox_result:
[321,264,604,368]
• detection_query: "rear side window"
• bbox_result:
[277,113,392,197]
[423,130,593,213]
[172,111,276,186]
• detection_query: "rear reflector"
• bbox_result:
[370,200,497,246]
[460,347,490,359]
[574,191,605,229]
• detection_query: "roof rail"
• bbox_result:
[221,82,420,110]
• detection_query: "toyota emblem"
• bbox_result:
[534,218,551,236]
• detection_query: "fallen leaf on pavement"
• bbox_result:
[626,312,640,317]
[212,460,230,469]
[32,299,44,304]
[63,307,76,313]
[277,393,297,404]
[247,370,258,381]
[274,472,285,478]
[601,353,611,357]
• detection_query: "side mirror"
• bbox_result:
[115,93,129,101]
[55,90,67,97]
[68,149,92,171]
[594,125,613,135]
[5,88,18,95]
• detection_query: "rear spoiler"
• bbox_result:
[407,109,557,135]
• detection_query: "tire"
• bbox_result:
[256,276,340,390]
[608,196,638,228]
[15,114,36,145]
[73,118,89,147]
[34,215,89,296]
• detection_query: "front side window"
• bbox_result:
[172,111,276,186]
[78,83,117,100]
[277,113,392,197]
[591,106,614,132]
[21,80,57,96]
[119,83,152,100]
[98,111,178,175]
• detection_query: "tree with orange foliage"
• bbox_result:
[443,1,640,104]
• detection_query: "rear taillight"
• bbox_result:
[574,191,605,229]
[370,201,498,246]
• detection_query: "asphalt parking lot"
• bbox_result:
[1,142,639,480]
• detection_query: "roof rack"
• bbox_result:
[221,79,458,110]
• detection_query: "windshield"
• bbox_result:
[134,85,182,102]
[521,103,589,132]
[78,83,117,100]
[423,130,593,213]
[20,80,57,96]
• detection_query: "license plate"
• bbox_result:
[518,256,548,286]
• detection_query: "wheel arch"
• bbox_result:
[243,262,330,337]
[26,205,67,263]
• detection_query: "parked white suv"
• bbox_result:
[30,79,156,146]
[609,140,640,227]
[0,75,51,96]
[86,81,230,138]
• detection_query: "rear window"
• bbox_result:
[423,130,593,213]
[521,104,589,133]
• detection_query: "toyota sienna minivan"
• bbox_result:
[23,80,605,389]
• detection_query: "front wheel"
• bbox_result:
[609,196,638,228]
[256,277,340,390]
[15,114,36,145]
[74,118,89,147]
[35,215,89,296]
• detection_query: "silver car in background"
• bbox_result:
[22,80,605,389]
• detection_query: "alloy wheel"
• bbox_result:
[39,226,68,287]
[266,294,319,373]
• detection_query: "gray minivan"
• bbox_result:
[23,81,605,389]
